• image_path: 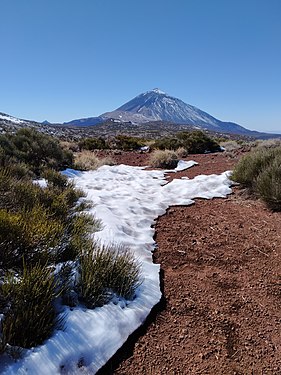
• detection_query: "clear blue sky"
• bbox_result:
[1,0,281,132]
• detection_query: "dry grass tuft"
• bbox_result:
[149,150,179,169]
[74,151,115,171]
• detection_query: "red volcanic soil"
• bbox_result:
[98,151,281,375]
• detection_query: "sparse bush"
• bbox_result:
[176,147,188,158]
[42,169,69,190]
[232,146,281,211]
[255,156,281,211]
[152,131,220,154]
[0,206,64,268]
[74,151,114,171]
[78,244,142,308]
[0,262,62,350]
[0,128,73,173]
[220,140,242,152]
[62,213,102,262]
[232,148,281,188]
[177,131,221,154]
[78,137,108,151]
[149,150,179,169]
[153,137,183,151]
[114,135,146,151]
[255,138,281,150]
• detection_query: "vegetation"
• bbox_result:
[0,128,73,174]
[113,135,146,151]
[0,262,62,350]
[78,137,109,151]
[232,146,281,211]
[152,130,220,154]
[149,150,179,169]
[78,244,142,308]
[0,128,143,356]
[74,150,115,171]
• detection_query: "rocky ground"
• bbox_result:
[98,152,281,375]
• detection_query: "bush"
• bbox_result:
[0,128,73,173]
[0,206,64,268]
[255,138,281,150]
[232,148,281,188]
[74,151,114,171]
[78,137,108,151]
[78,244,142,308]
[114,135,146,151]
[232,146,281,211]
[256,156,281,211]
[0,262,62,349]
[149,150,179,169]
[152,131,220,154]
[153,137,183,151]
[176,147,189,158]
[177,131,221,154]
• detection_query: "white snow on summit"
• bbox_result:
[0,114,24,124]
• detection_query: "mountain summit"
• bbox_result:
[101,89,248,134]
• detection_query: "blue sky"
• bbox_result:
[1,0,280,132]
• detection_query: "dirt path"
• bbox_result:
[99,153,281,374]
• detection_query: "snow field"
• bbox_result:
[2,161,232,374]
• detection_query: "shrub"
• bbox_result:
[62,213,102,262]
[220,140,242,152]
[0,206,64,268]
[78,244,142,308]
[78,137,108,151]
[0,128,73,173]
[255,138,281,150]
[176,147,188,158]
[153,137,183,151]
[152,131,220,154]
[177,131,221,154]
[232,148,281,188]
[74,151,114,171]
[149,150,179,169]
[0,262,62,349]
[114,135,146,151]
[255,156,281,211]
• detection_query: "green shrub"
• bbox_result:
[78,137,108,151]
[232,148,281,188]
[43,169,69,189]
[0,128,73,173]
[78,244,142,308]
[0,206,64,268]
[177,131,221,154]
[152,131,220,154]
[114,135,146,151]
[61,213,102,262]
[149,150,179,169]
[256,156,281,211]
[153,137,183,151]
[0,263,62,350]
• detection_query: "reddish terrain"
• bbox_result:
[98,152,281,375]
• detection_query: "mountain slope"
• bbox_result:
[0,112,41,130]
[101,89,250,134]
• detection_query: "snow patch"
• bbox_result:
[0,114,24,124]
[2,162,233,375]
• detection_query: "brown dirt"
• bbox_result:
[99,152,281,375]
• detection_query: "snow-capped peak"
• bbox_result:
[151,88,166,95]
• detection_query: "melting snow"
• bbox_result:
[0,114,24,124]
[1,161,233,375]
